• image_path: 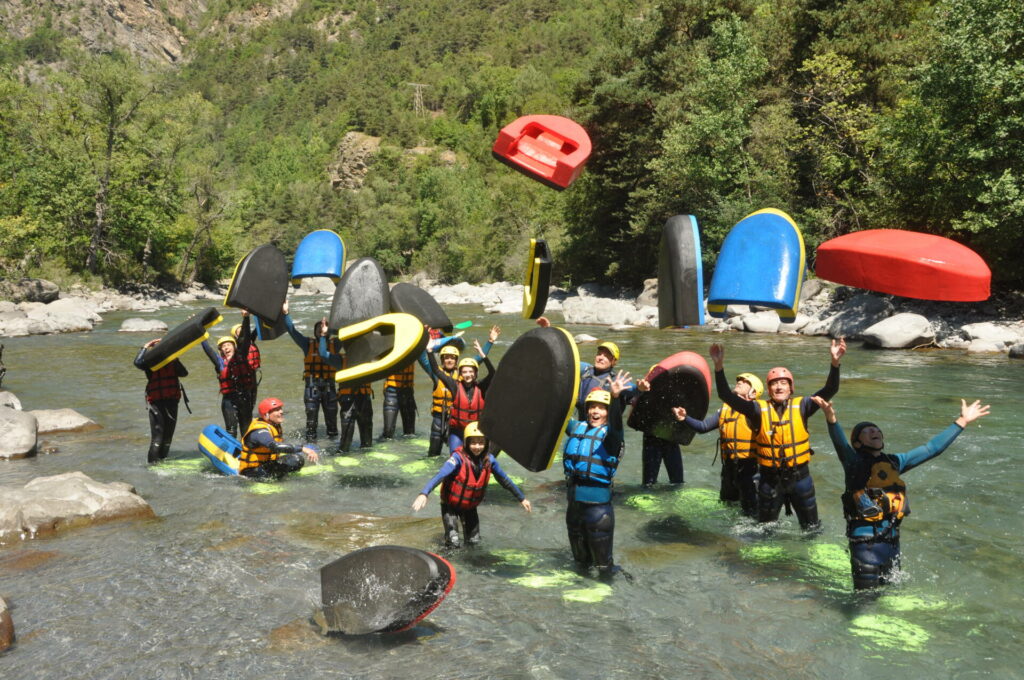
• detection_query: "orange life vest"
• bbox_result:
[754,397,812,468]
[719,403,756,461]
[239,419,282,472]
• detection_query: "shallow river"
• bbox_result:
[1,297,1021,678]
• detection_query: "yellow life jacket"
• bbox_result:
[431,368,457,414]
[384,363,415,390]
[754,397,812,468]
[239,419,282,472]
[846,459,909,523]
[719,403,756,461]
[303,339,336,381]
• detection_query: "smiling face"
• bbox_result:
[587,401,609,427]
[466,437,487,456]
[855,426,884,451]
[219,341,236,361]
[265,405,284,426]
[441,355,458,371]
[594,348,616,372]
[459,366,477,383]
[768,377,792,402]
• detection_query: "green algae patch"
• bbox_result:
[332,457,361,467]
[400,459,435,475]
[849,614,930,652]
[563,583,613,604]
[511,570,579,589]
[740,544,790,565]
[625,494,662,513]
[490,549,537,568]
[366,452,400,463]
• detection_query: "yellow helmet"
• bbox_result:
[464,421,486,440]
[458,358,479,371]
[217,336,236,347]
[585,389,612,406]
[597,341,620,361]
[231,323,243,338]
[736,372,764,398]
[439,345,461,358]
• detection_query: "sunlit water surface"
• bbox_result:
[1,298,1021,678]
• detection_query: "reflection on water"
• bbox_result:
[0,301,1022,676]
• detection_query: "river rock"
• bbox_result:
[801,294,893,338]
[0,408,36,459]
[961,322,1019,347]
[0,472,155,542]
[28,409,101,434]
[562,296,655,326]
[573,334,599,344]
[0,391,22,410]
[23,298,102,334]
[741,311,782,334]
[799,278,827,301]
[0,278,60,304]
[635,278,658,308]
[118,318,169,333]
[1008,343,1024,359]
[296,276,337,296]
[484,298,523,315]
[779,313,812,333]
[861,313,935,349]
[966,340,1005,354]
[0,596,12,652]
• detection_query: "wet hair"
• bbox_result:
[850,421,881,450]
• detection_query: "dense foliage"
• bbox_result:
[0,0,1021,290]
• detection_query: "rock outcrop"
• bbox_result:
[28,409,101,434]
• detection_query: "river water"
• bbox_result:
[1,296,1020,678]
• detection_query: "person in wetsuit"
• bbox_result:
[315,333,374,453]
[710,338,846,531]
[813,395,990,589]
[232,320,261,406]
[411,421,531,548]
[426,339,495,452]
[134,339,188,463]
[201,314,256,437]
[238,397,320,479]
[282,302,338,444]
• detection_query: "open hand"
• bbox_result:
[412,493,428,512]
[811,396,837,424]
[671,406,687,421]
[957,399,991,427]
[521,499,532,513]
[709,343,724,369]
[830,337,847,366]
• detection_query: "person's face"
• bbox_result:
[460,366,477,382]
[587,401,609,426]
[442,355,458,370]
[734,378,754,400]
[266,406,284,425]
[220,342,236,360]
[467,437,487,456]
[768,378,792,402]
[856,426,884,451]
[594,348,616,371]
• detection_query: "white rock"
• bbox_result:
[966,340,1005,354]
[0,391,22,410]
[119,318,169,333]
[0,408,37,459]
[573,334,599,344]
[741,311,782,334]
[779,313,812,333]
[862,313,935,349]
[561,296,639,326]
[0,595,12,652]
[28,408,101,434]
[961,322,1019,347]
[295,276,337,296]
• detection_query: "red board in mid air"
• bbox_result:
[815,229,990,301]
[492,115,592,190]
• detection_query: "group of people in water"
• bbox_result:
[135,306,990,590]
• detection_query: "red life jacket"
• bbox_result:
[449,382,484,428]
[146,363,181,403]
[219,355,256,395]
[247,343,261,370]
[441,450,491,510]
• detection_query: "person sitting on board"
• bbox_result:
[709,339,846,532]
[812,395,990,589]
[239,397,320,479]
[672,372,765,517]
[563,376,632,578]
[634,367,686,488]
[282,302,339,444]
[231,319,261,405]
[417,325,500,457]
[134,339,188,464]
[315,333,374,453]
[200,313,257,438]
[411,421,531,548]
[426,339,495,452]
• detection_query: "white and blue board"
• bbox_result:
[291,229,346,285]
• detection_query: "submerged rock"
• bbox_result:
[0,471,154,543]
[29,409,101,434]
[0,408,37,459]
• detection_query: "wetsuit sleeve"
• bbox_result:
[244,428,300,455]
[202,340,225,373]
[716,370,759,421]
[133,346,148,370]
[284,314,310,353]
[477,356,496,391]
[318,335,343,369]
[474,340,492,360]
[604,404,625,456]
[895,423,964,474]
[427,351,458,393]
[420,454,461,496]
[827,420,859,470]
[685,410,720,433]
[489,455,526,501]
[802,364,840,421]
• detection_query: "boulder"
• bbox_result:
[28,409,101,434]
[635,278,658,308]
[1009,343,1024,359]
[779,313,812,333]
[801,294,893,338]
[0,596,12,652]
[0,278,60,304]
[484,298,523,315]
[118,318,169,333]
[862,313,936,349]
[966,340,1005,354]
[0,301,16,313]
[961,322,1019,347]
[741,311,782,334]
[23,297,101,334]
[714,304,751,318]
[561,296,639,326]
[799,278,827,301]
[296,276,337,296]
[573,334,599,344]
[0,408,36,459]
[0,391,22,410]
[0,471,154,542]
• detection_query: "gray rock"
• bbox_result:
[741,311,782,334]
[0,472,154,542]
[779,313,812,333]
[0,408,37,459]
[961,322,1019,347]
[1008,343,1024,359]
[635,278,658,308]
[561,296,639,326]
[0,595,12,652]
[726,316,745,331]
[800,313,837,337]
[573,334,599,344]
[800,278,827,301]
[802,294,893,339]
[23,297,101,334]
[0,278,60,304]
[28,409,101,434]
[862,313,936,349]
[0,391,22,410]
[609,324,637,331]
[118,318,168,333]
[0,301,15,313]
[296,276,337,296]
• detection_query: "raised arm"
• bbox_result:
[711,343,759,419]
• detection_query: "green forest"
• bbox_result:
[1,0,1022,292]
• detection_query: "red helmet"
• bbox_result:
[258,397,284,418]
[765,367,794,388]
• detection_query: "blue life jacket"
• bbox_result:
[563,421,618,487]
